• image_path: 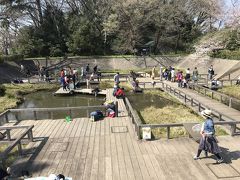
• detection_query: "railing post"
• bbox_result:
[191,98,193,106]
[220,95,222,103]
[229,98,232,108]
[198,103,201,112]
[230,124,236,136]
[33,111,37,120]
[219,114,222,121]
[115,101,118,117]
[230,80,233,86]
[6,129,11,141]
[18,142,22,156]
[5,112,9,123]
[184,95,187,104]
[137,125,141,140]
[28,130,34,142]
[167,127,170,139]
[211,92,214,99]
[204,89,206,96]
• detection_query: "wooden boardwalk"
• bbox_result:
[4,89,240,179]
[54,88,107,96]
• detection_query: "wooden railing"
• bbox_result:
[0,104,119,123]
[126,81,240,139]
[125,98,142,139]
[189,83,240,110]
[0,125,34,166]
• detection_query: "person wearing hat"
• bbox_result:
[194,109,223,163]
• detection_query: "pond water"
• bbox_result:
[11,91,105,120]
[127,91,175,114]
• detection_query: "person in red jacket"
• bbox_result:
[115,88,125,99]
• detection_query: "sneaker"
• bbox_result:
[216,158,223,163]
[194,155,200,160]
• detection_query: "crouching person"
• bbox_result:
[115,87,125,99]
[90,110,104,121]
[103,101,116,118]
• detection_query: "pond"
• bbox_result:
[127,91,175,113]
[10,91,105,120]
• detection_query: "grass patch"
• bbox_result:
[218,85,240,99]
[0,144,21,167]
[100,80,132,92]
[0,83,59,113]
[136,90,227,139]
[140,105,203,138]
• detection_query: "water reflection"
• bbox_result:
[11,91,105,120]
[127,91,175,111]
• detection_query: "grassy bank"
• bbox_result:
[218,85,240,99]
[0,83,59,113]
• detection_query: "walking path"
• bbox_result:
[3,89,240,179]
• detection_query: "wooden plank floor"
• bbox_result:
[5,88,240,180]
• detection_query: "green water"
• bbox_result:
[12,91,105,120]
[127,91,175,112]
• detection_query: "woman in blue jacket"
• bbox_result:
[194,109,223,163]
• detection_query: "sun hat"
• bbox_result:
[201,109,212,118]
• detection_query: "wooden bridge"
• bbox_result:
[1,88,240,179]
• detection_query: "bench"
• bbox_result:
[183,123,201,143]
[0,125,34,166]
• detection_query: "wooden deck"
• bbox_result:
[54,88,107,96]
[4,88,240,180]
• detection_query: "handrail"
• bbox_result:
[125,97,142,139]
[0,125,34,166]
[189,83,240,109]
[136,81,239,136]
[8,105,106,112]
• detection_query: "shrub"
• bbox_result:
[209,49,240,60]
[0,85,6,96]
[0,54,24,62]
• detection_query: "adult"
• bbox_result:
[63,75,70,91]
[185,68,191,82]
[151,66,156,80]
[60,69,65,87]
[93,65,98,74]
[176,71,183,87]
[194,109,223,163]
[86,64,90,74]
[192,67,199,83]
[208,65,214,80]
[20,64,24,73]
[171,68,175,82]
[236,76,240,85]
[72,68,78,89]
[114,72,120,85]
[115,87,125,99]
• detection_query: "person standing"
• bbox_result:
[93,65,98,74]
[192,67,199,83]
[114,72,120,85]
[86,64,90,74]
[194,109,223,163]
[185,68,191,82]
[176,70,183,87]
[151,66,156,80]
[171,68,175,82]
[208,65,214,80]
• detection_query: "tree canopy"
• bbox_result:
[0,0,227,57]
